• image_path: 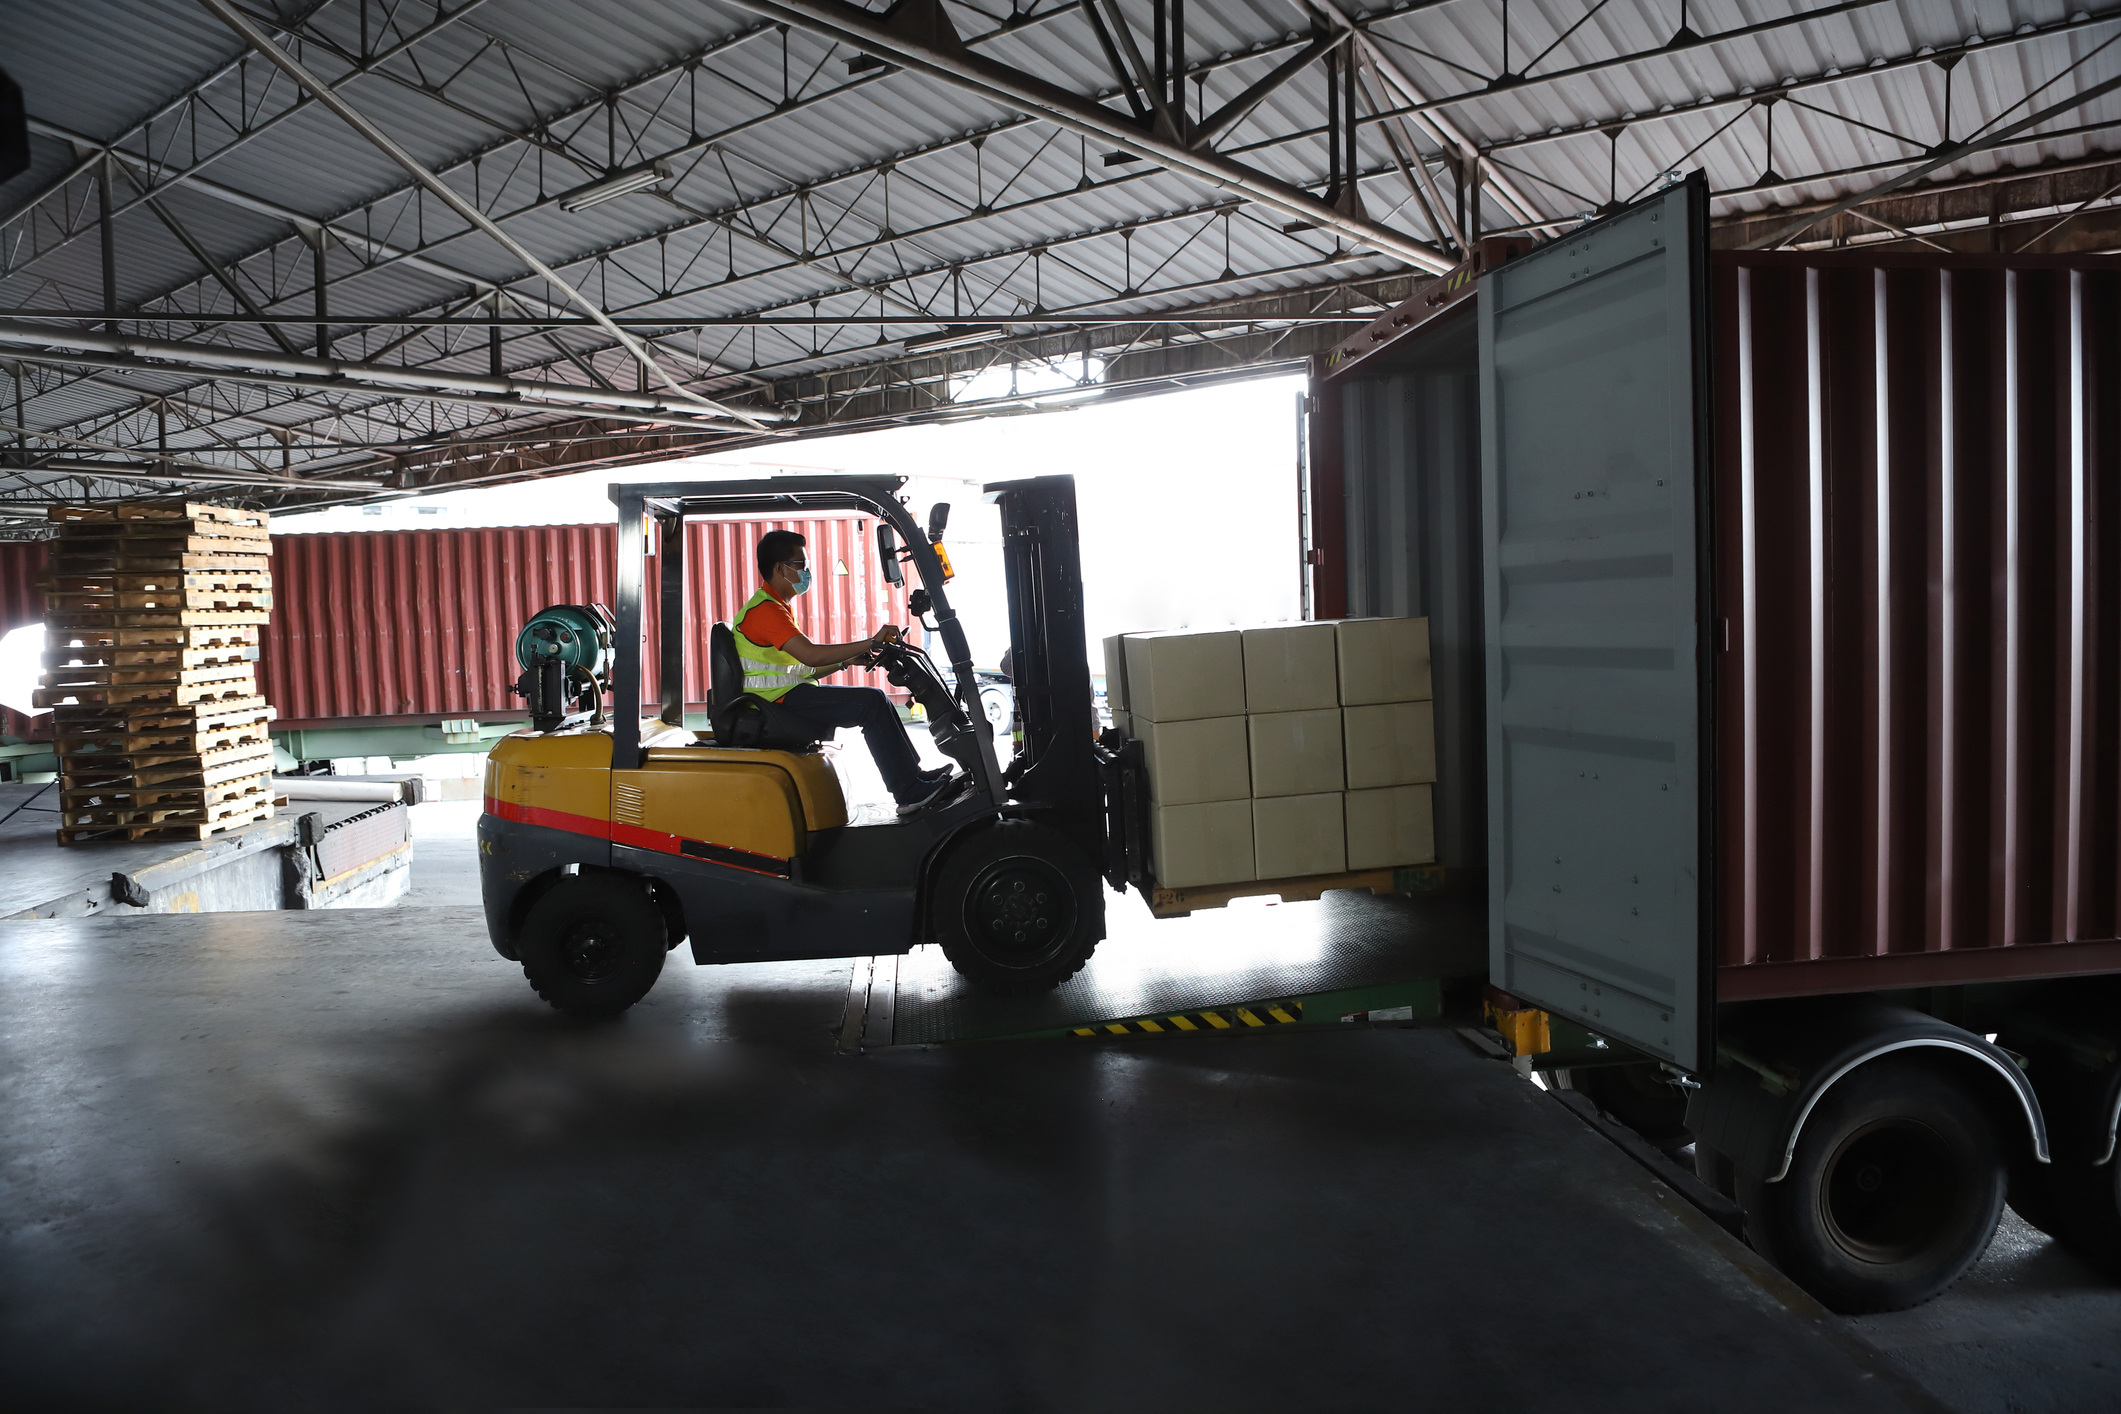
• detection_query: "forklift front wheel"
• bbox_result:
[517,872,668,1018]
[935,820,1097,993]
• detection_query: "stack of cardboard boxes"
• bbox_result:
[35,503,277,844]
[1104,618,1435,889]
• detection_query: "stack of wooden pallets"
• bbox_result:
[35,503,277,844]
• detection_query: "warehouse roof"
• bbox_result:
[1,0,2117,525]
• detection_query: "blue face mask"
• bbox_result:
[790,566,813,596]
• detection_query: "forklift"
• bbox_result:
[478,474,1139,1017]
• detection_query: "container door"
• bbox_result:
[1479,177,1710,1072]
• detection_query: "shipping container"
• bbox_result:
[265,518,910,725]
[1314,178,2121,1311]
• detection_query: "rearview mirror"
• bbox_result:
[876,523,903,587]
[927,502,950,543]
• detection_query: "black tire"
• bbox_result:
[517,872,668,1018]
[1569,1062,1693,1146]
[1737,1060,2005,1313]
[934,819,1099,992]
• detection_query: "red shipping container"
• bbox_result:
[263,518,911,726]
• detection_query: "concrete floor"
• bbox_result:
[1,905,1934,1413]
[378,779,2121,1414]
[37,759,2093,1410]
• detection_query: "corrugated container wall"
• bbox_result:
[1318,245,2121,1004]
[265,519,909,724]
[1714,253,2121,998]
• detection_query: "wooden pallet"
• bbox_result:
[57,735,272,768]
[51,533,272,561]
[44,643,258,671]
[51,694,269,727]
[45,550,272,574]
[42,571,274,594]
[57,798,274,845]
[59,772,273,811]
[60,740,274,785]
[46,624,260,650]
[55,724,273,757]
[59,787,272,827]
[43,590,273,612]
[35,676,256,709]
[52,693,269,725]
[1144,866,1437,919]
[49,502,268,530]
[42,660,256,689]
[46,607,272,629]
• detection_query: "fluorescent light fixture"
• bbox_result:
[903,324,1005,354]
[558,159,672,212]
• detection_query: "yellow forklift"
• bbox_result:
[478,475,1125,1016]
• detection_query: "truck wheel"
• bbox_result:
[1737,1061,2004,1313]
[517,873,667,1018]
[935,819,1098,993]
[1567,1063,1692,1147]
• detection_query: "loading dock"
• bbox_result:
[8,0,2121,1406]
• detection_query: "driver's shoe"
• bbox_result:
[896,767,958,815]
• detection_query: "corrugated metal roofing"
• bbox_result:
[3,0,2118,512]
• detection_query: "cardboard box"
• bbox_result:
[1254,793,1347,879]
[1101,633,1131,710]
[1345,784,1435,869]
[1138,716,1250,805]
[1241,622,1340,713]
[1124,629,1245,722]
[1343,700,1436,789]
[1152,799,1255,888]
[1247,709,1344,798]
[1336,617,1431,705]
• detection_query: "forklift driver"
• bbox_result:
[735,529,960,814]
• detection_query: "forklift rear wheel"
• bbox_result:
[518,873,668,1018]
[1735,1060,2004,1312]
[935,820,1097,992]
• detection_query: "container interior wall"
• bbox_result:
[1337,304,1486,869]
[1716,253,2121,997]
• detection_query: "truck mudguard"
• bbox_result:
[1688,1002,2049,1183]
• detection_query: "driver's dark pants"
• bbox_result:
[776,684,930,803]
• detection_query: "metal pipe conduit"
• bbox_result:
[0,321,786,427]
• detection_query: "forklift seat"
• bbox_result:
[709,622,823,752]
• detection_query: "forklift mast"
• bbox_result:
[989,476,1101,869]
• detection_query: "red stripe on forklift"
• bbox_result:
[484,796,790,876]
[486,796,607,839]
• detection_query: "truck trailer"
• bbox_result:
[1309,174,2121,1312]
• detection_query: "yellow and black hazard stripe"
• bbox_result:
[1068,1001,1304,1037]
